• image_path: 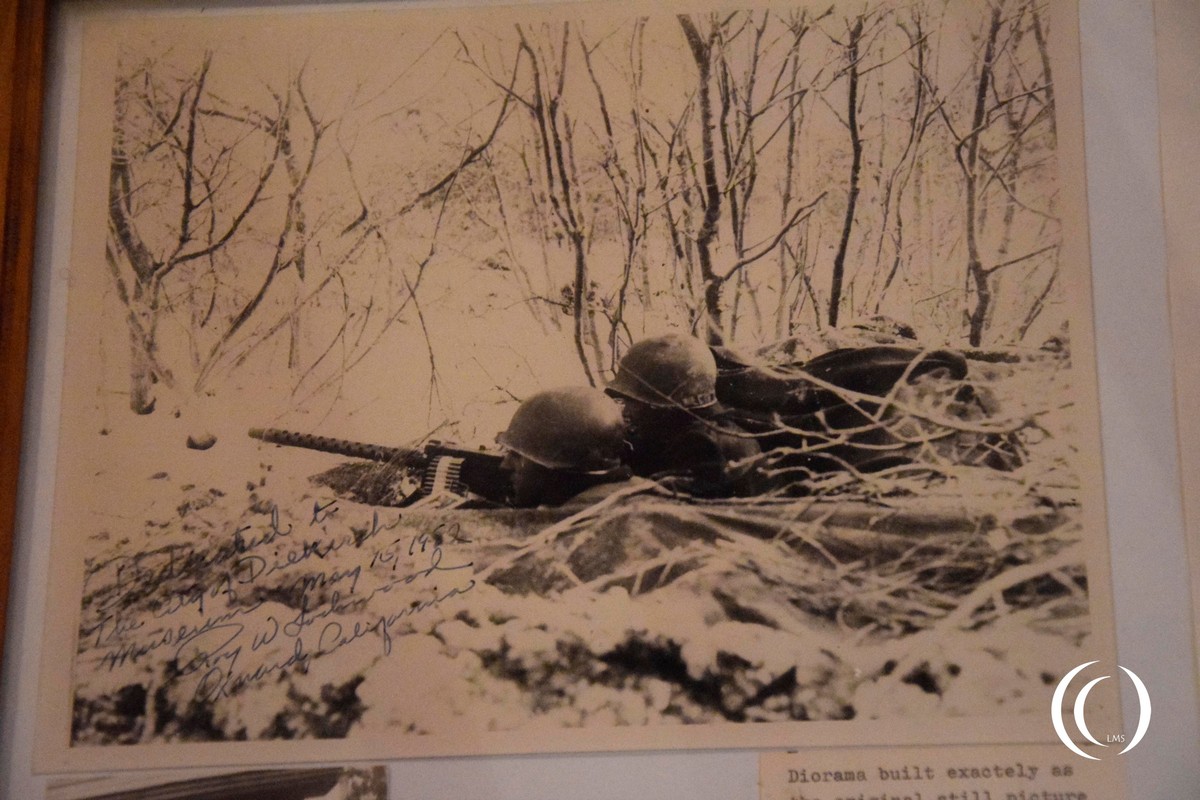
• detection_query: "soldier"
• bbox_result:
[495,386,633,508]
[605,334,762,497]
[710,340,989,481]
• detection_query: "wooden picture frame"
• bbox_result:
[0,1,1196,796]
[0,0,47,683]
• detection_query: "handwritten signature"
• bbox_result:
[80,500,478,704]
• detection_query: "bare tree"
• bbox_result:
[107,49,515,416]
[775,11,818,338]
[868,9,935,315]
[920,0,1057,347]
[676,15,726,342]
[459,24,610,383]
[666,13,826,343]
[826,15,865,328]
[107,53,295,413]
[451,3,1062,364]
[579,21,650,364]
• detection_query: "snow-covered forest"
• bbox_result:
[102,0,1062,442]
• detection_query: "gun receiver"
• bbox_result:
[248,427,510,505]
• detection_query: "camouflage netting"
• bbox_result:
[71,352,1089,743]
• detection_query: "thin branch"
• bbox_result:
[718,191,827,281]
[984,243,1057,276]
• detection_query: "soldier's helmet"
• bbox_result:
[496,386,627,473]
[606,334,718,409]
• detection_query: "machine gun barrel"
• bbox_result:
[249,427,427,467]
[249,427,511,505]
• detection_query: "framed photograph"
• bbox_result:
[2,0,1195,794]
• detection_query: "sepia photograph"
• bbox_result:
[32,0,1120,769]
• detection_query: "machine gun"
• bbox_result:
[248,427,510,506]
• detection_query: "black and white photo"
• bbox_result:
[33,0,1120,770]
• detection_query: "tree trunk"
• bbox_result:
[828,17,863,328]
[679,16,724,343]
[965,7,1003,347]
[128,291,157,415]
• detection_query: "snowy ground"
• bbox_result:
[66,353,1091,747]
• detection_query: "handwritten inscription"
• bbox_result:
[78,501,478,704]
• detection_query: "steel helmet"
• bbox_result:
[607,334,718,409]
[496,386,627,473]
